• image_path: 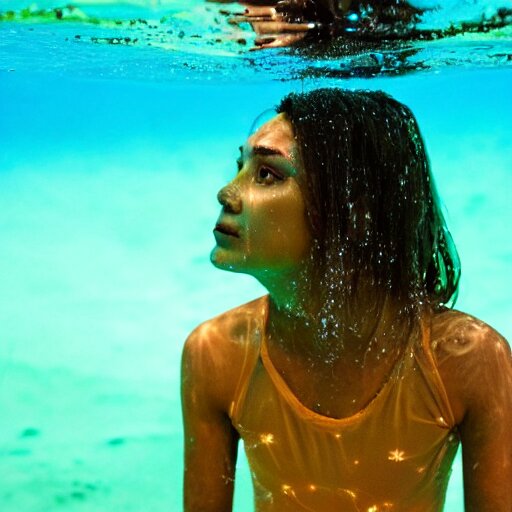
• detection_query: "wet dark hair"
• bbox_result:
[276,88,460,316]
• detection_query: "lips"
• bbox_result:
[214,222,240,238]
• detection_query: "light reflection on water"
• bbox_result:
[0,5,511,510]
[1,0,511,81]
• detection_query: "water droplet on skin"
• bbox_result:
[436,416,448,427]
[281,484,292,495]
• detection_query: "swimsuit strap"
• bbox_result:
[416,308,457,429]
[228,299,267,422]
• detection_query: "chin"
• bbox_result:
[210,246,243,273]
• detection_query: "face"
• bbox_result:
[210,113,312,279]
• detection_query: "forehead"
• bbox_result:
[245,113,296,158]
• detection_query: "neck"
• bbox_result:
[255,265,316,317]
[262,276,411,365]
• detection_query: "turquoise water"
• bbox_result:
[1,2,512,511]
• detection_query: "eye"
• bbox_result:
[257,166,283,185]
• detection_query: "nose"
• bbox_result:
[217,183,242,214]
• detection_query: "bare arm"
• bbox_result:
[181,328,239,512]
[224,0,352,49]
[434,314,512,510]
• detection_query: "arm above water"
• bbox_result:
[223,0,352,49]
[433,311,512,511]
[181,323,240,512]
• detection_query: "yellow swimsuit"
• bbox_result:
[228,300,459,511]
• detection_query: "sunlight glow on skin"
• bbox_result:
[259,433,275,445]
[387,449,406,462]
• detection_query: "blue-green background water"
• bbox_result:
[1,2,512,510]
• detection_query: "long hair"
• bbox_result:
[276,88,460,322]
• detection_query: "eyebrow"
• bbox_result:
[238,145,289,159]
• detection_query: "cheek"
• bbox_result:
[245,187,311,260]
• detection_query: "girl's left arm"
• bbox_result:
[435,317,512,511]
[459,326,512,511]
[432,310,512,512]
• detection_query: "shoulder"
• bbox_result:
[430,308,511,425]
[431,308,510,364]
[181,295,267,411]
[431,308,509,360]
[183,295,267,360]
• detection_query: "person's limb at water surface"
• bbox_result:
[250,24,315,49]
[227,3,317,49]
[223,0,353,48]
[433,311,512,510]
[217,0,433,48]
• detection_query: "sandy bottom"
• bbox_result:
[0,363,179,511]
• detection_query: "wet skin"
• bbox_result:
[218,1,354,50]
[182,115,512,512]
[210,113,311,284]
[210,114,409,397]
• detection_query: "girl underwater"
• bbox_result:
[181,88,512,511]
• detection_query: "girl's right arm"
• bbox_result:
[181,327,239,512]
